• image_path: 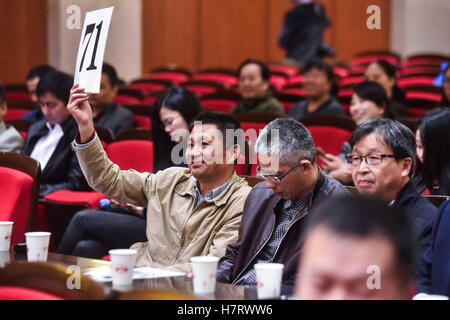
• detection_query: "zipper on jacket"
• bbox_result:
[231,218,276,285]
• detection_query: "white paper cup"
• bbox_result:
[109,249,137,286]
[0,251,10,268]
[255,263,284,299]
[0,222,13,251]
[25,232,51,262]
[190,256,219,294]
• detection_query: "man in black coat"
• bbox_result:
[348,118,438,254]
[278,0,334,66]
[22,70,89,197]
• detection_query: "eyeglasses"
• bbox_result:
[256,161,302,183]
[346,154,395,166]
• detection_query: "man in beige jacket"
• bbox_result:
[67,84,251,272]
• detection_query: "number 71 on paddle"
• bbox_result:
[74,6,114,93]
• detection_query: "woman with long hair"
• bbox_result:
[152,86,203,172]
[413,108,450,195]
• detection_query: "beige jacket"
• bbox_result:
[72,136,251,272]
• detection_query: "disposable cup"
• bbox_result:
[0,222,13,251]
[255,263,284,299]
[25,232,51,262]
[190,256,219,294]
[108,249,137,286]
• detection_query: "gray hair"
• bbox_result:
[255,118,316,166]
[350,118,416,175]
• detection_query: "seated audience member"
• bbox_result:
[364,60,409,117]
[320,81,396,184]
[67,84,252,272]
[295,195,418,300]
[441,64,450,107]
[23,65,56,122]
[57,86,203,259]
[0,85,23,152]
[230,59,284,116]
[348,118,437,253]
[152,86,203,172]
[417,199,450,298]
[216,118,347,290]
[412,108,450,195]
[89,63,135,139]
[289,59,345,120]
[22,71,90,197]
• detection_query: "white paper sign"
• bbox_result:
[74,6,114,93]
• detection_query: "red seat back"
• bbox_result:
[107,140,154,172]
[193,73,238,89]
[0,286,64,300]
[201,99,236,113]
[3,109,31,121]
[114,95,141,106]
[0,167,33,244]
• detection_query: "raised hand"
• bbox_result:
[67,84,95,142]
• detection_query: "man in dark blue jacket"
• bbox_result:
[417,200,450,297]
[348,118,438,254]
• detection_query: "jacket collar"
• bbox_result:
[174,171,241,207]
[393,180,416,206]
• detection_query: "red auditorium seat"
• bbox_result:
[122,104,152,129]
[287,74,304,85]
[4,84,32,102]
[129,79,172,95]
[193,69,238,89]
[0,286,64,300]
[107,140,154,172]
[269,72,289,91]
[0,153,40,245]
[402,54,449,68]
[397,76,436,88]
[268,64,299,78]
[149,67,192,85]
[180,80,225,97]
[199,91,241,113]
[350,51,401,67]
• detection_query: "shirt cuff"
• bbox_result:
[73,131,97,148]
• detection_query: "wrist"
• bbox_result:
[79,122,95,143]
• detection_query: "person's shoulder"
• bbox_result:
[288,99,308,118]
[115,104,134,117]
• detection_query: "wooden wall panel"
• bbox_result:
[142,0,200,73]
[0,0,47,85]
[142,0,392,74]
[199,0,267,70]
[331,0,391,63]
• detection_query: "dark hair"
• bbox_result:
[237,59,270,81]
[0,85,5,105]
[306,195,419,286]
[353,81,396,119]
[350,118,416,175]
[26,65,56,80]
[369,60,406,104]
[101,63,119,88]
[442,65,450,106]
[303,59,339,96]
[152,86,203,172]
[190,111,243,148]
[417,108,450,194]
[36,70,74,105]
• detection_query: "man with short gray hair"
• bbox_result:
[348,118,437,253]
[216,118,347,291]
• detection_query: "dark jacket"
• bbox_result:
[93,102,135,139]
[417,200,450,295]
[289,97,345,120]
[278,2,330,65]
[22,116,90,197]
[394,181,438,254]
[216,168,348,286]
[230,93,285,116]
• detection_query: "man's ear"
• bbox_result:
[401,158,413,178]
[301,159,314,173]
[112,85,119,97]
[227,144,241,165]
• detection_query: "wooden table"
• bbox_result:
[3,250,258,300]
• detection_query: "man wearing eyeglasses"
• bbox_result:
[348,118,437,254]
[216,118,347,292]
